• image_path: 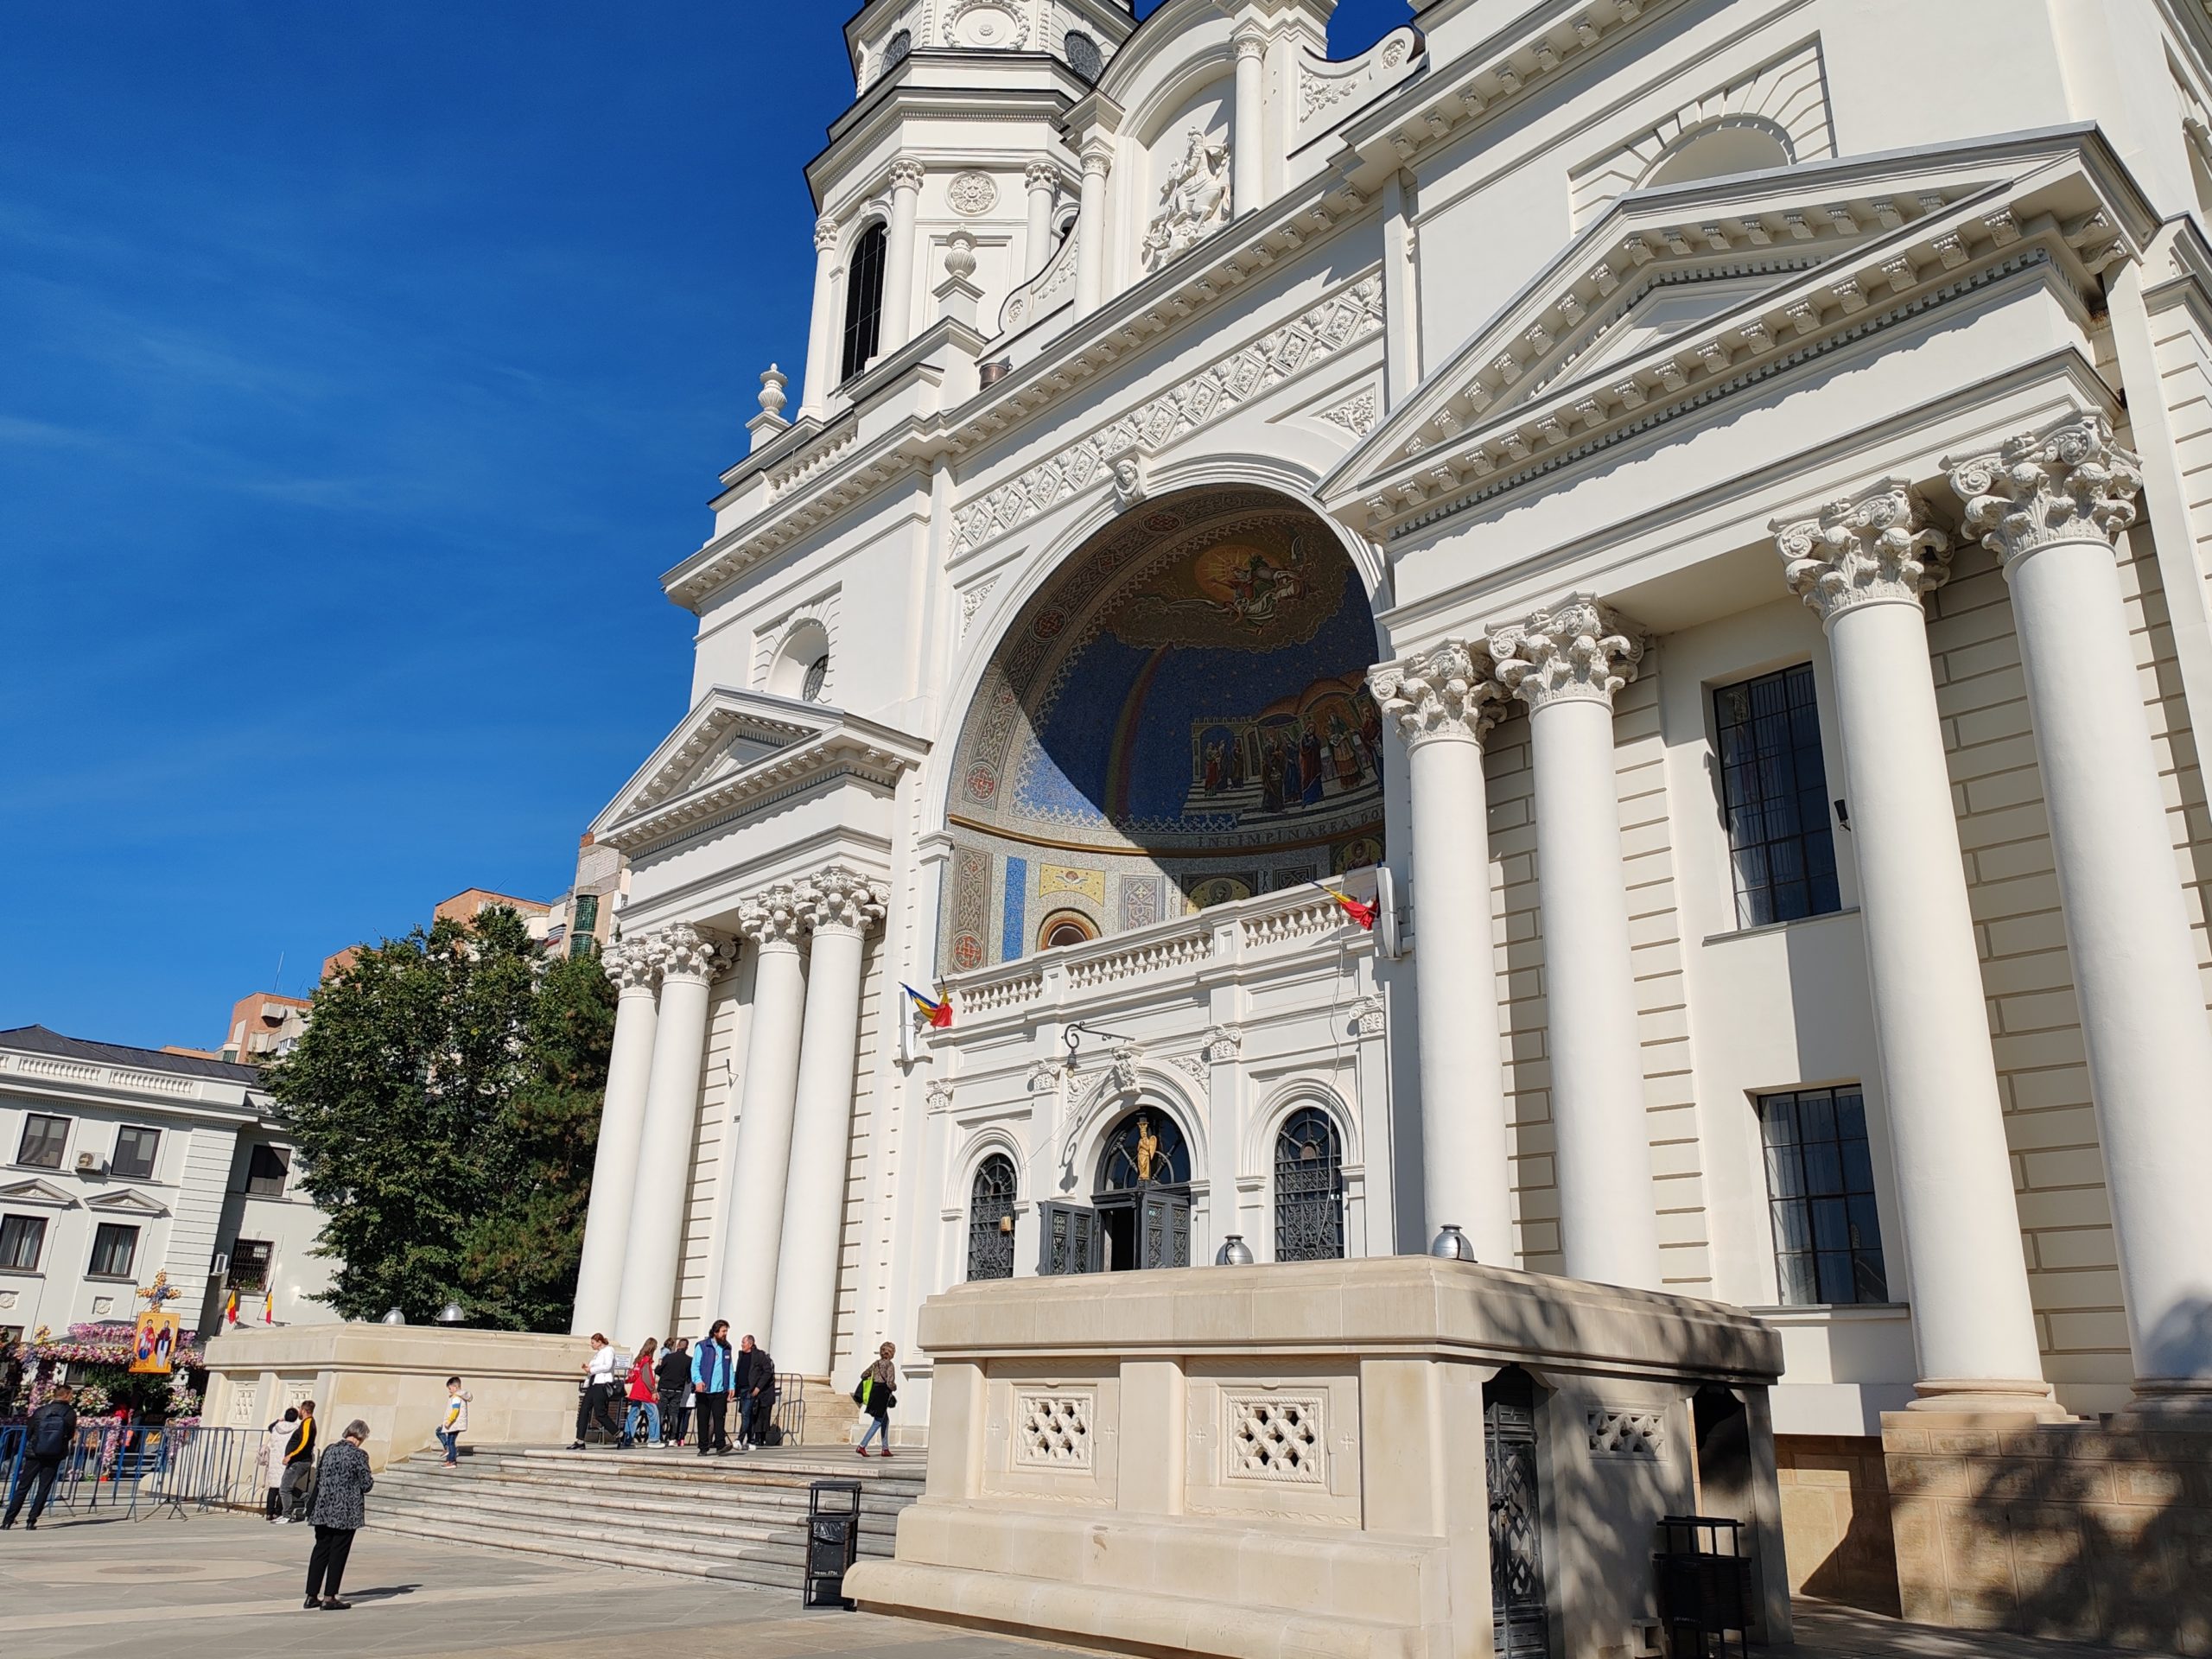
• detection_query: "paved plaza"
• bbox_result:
[0,1508,2185,1659]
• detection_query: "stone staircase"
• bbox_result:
[372,1445,923,1592]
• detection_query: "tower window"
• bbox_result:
[880,29,912,80]
[841,221,889,384]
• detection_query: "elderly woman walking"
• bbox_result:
[853,1341,899,1459]
[302,1420,374,1611]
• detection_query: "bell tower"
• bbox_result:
[796,1,1138,419]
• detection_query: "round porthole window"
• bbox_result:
[802,654,830,702]
[1065,29,1103,82]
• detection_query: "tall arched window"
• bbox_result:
[1274,1106,1344,1262]
[967,1154,1017,1281]
[840,221,889,384]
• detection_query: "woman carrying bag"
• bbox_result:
[623,1338,662,1447]
[852,1341,899,1459]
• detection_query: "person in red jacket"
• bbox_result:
[621,1338,661,1449]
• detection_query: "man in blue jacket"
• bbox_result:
[691,1320,734,1457]
[3,1384,77,1530]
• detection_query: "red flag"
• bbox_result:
[1324,887,1376,931]
[224,1290,238,1326]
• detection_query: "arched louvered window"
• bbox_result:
[967,1153,1017,1281]
[1274,1106,1344,1262]
[881,29,912,78]
[840,221,888,384]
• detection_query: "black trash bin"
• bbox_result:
[804,1479,865,1609]
[1656,1515,1753,1659]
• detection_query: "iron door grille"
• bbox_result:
[1039,1203,1097,1275]
[967,1154,1017,1281]
[1484,1374,1550,1659]
[1274,1106,1345,1262]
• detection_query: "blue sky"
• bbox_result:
[0,0,1409,1051]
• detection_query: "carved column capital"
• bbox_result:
[654,922,734,983]
[601,936,662,994]
[799,866,887,938]
[1490,595,1646,711]
[1231,21,1270,60]
[814,214,840,252]
[1944,411,2144,568]
[887,156,925,194]
[1024,160,1060,196]
[1079,135,1116,177]
[737,886,807,952]
[1773,480,1953,620]
[1368,641,1507,746]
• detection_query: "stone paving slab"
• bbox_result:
[0,1508,2182,1659]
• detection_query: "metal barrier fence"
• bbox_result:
[3,1421,260,1522]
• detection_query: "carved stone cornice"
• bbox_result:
[1368,642,1507,746]
[655,922,734,984]
[601,937,661,995]
[1945,411,2144,569]
[799,866,887,938]
[1490,596,1645,711]
[1774,480,1952,621]
[737,887,807,953]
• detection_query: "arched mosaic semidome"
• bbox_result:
[943,486,1385,971]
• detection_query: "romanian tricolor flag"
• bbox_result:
[902,984,953,1029]
[1323,886,1377,931]
[225,1290,239,1326]
[263,1288,275,1325]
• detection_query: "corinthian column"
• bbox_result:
[1775,484,2055,1414]
[715,887,809,1347]
[800,215,841,416]
[1074,137,1112,316]
[1947,414,2212,1414]
[614,924,731,1348]
[772,868,886,1377]
[1024,162,1058,279]
[880,158,925,357]
[1369,644,1514,1262]
[1491,598,1663,1291]
[1230,25,1267,215]
[570,938,660,1338]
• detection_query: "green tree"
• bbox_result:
[266,906,613,1331]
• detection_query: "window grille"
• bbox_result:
[1065,30,1103,81]
[967,1154,1017,1281]
[1758,1085,1888,1305]
[89,1223,139,1280]
[840,222,889,383]
[1274,1107,1345,1262]
[111,1126,160,1181]
[226,1238,274,1293]
[16,1114,68,1170]
[1713,664,1840,927]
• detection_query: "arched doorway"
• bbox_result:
[1038,1103,1196,1274]
[943,486,1387,972]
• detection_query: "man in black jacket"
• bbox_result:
[280,1400,317,1522]
[734,1336,777,1452]
[654,1338,691,1447]
[3,1384,77,1530]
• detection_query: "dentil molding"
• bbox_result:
[1944,411,2145,569]
[1489,595,1646,711]
[1773,480,1952,621]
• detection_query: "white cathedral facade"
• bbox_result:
[569,0,2212,1465]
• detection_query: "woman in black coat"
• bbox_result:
[303,1420,374,1611]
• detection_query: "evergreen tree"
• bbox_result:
[266,906,613,1331]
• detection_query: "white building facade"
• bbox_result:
[574,0,2212,1476]
[0,1027,335,1343]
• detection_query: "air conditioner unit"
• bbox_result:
[75,1152,105,1174]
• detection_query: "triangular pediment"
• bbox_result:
[0,1178,77,1208]
[86,1186,168,1217]
[1328,127,2149,539]
[592,686,931,855]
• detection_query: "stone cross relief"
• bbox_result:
[1141,129,1232,273]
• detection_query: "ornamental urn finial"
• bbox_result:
[758,365,789,420]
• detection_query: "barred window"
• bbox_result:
[1274,1108,1344,1262]
[966,1154,1017,1281]
[1713,664,1840,928]
[1758,1086,1888,1305]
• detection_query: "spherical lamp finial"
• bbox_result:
[1214,1234,1255,1267]
[1429,1224,1478,1262]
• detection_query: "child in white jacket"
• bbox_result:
[436,1378,471,1469]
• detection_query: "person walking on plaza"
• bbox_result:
[281,1400,319,1522]
[853,1342,899,1459]
[260,1408,298,1519]
[691,1320,734,1457]
[734,1335,777,1452]
[302,1420,374,1611]
[622,1338,661,1448]
[2,1383,77,1530]
[569,1332,620,1450]
[655,1336,691,1447]
[436,1378,471,1469]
